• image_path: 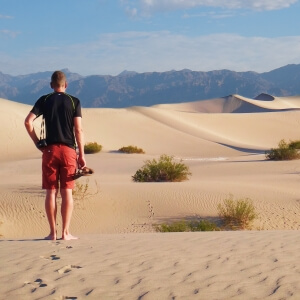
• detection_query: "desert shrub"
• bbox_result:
[189,219,220,232]
[217,195,257,229]
[72,178,99,203]
[132,154,191,182]
[156,219,220,232]
[73,179,89,200]
[288,140,300,149]
[119,145,145,154]
[156,221,189,232]
[84,142,102,154]
[265,139,300,160]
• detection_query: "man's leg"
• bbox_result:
[45,189,58,240]
[60,188,78,240]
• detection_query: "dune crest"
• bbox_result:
[155,94,300,113]
[254,93,275,101]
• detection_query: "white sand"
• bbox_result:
[1,232,300,299]
[1,94,300,299]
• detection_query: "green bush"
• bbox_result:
[156,219,220,232]
[84,142,102,154]
[156,221,189,232]
[119,145,145,154]
[217,195,257,230]
[288,140,300,149]
[132,154,191,182]
[189,219,220,232]
[265,139,300,160]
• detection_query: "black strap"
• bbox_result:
[40,117,45,140]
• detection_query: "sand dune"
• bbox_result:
[1,94,300,299]
[155,93,300,113]
[2,93,300,234]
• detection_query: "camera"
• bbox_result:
[36,139,47,149]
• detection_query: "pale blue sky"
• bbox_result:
[1,0,300,76]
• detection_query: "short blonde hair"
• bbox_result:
[51,71,66,87]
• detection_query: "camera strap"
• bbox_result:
[40,116,45,140]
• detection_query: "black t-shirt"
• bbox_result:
[31,92,82,148]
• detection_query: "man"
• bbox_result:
[24,70,86,240]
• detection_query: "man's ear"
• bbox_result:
[65,81,68,89]
[50,82,53,89]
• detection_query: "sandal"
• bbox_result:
[73,167,94,180]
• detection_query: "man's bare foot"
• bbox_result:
[44,233,56,240]
[62,234,78,241]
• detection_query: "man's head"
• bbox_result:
[50,71,67,91]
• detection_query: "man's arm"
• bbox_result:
[74,116,86,168]
[24,112,39,147]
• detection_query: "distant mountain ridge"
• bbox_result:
[1,64,300,108]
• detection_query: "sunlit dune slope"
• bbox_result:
[1,94,300,162]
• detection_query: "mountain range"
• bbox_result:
[1,64,300,108]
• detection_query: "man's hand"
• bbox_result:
[77,155,86,169]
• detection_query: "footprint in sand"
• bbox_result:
[54,296,78,300]
[40,254,61,261]
[59,245,73,250]
[47,241,62,246]
[23,278,48,293]
[57,265,82,274]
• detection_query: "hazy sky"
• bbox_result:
[1,0,300,76]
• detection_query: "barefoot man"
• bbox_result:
[24,70,86,240]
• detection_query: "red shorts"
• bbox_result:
[42,144,77,190]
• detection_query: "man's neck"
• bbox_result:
[53,88,66,93]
